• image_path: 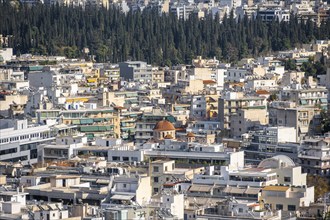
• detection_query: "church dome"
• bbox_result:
[154,120,175,131]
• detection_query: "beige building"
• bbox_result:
[230,108,268,138]
[261,185,314,212]
[0,92,28,114]
[281,71,305,86]
[218,92,267,137]
[152,68,165,83]
[99,90,138,107]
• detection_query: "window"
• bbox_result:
[276,204,283,210]
[154,187,159,193]
[165,166,168,171]
[153,166,159,172]
[288,205,296,211]
[284,177,291,182]
[238,208,243,213]
[154,177,159,183]
[123,184,127,188]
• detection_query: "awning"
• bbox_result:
[300,100,307,105]
[222,187,232,193]
[320,98,327,104]
[72,120,80,125]
[96,179,110,184]
[189,185,213,193]
[174,107,184,111]
[244,188,261,195]
[80,126,99,132]
[80,119,94,124]
[230,187,246,194]
[111,194,134,201]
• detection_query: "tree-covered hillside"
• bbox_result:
[0,1,329,65]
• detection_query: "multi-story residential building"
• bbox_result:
[218,92,267,137]
[225,68,249,82]
[279,86,328,110]
[150,160,203,194]
[244,127,299,164]
[107,174,152,206]
[230,108,268,138]
[192,154,314,213]
[0,48,13,62]
[36,107,120,140]
[101,64,120,82]
[138,89,162,105]
[164,65,189,84]
[162,77,204,104]
[116,108,142,141]
[119,61,154,82]
[298,137,330,176]
[245,78,277,90]
[0,119,55,164]
[261,185,314,212]
[257,8,290,22]
[281,71,305,86]
[25,174,108,205]
[0,91,28,116]
[144,139,242,165]
[38,135,87,163]
[99,89,139,107]
[170,4,195,20]
[190,95,219,120]
[269,104,323,140]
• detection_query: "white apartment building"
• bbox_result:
[38,135,88,163]
[299,137,330,176]
[225,68,249,82]
[0,119,54,165]
[119,61,153,82]
[193,155,307,188]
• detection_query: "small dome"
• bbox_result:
[258,155,295,169]
[164,134,173,139]
[187,132,195,137]
[154,120,175,131]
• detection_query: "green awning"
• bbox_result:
[166,116,176,123]
[80,126,99,132]
[98,126,107,131]
[86,133,94,138]
[80,119,94,124]
[29,66,43,71]
[94,118,103,122]
[106,126,114,131]
[72,119,80,125]
[174,107,184,111]
[125,93,137,97]
[300,100,307,105]
[320,98,327,104]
